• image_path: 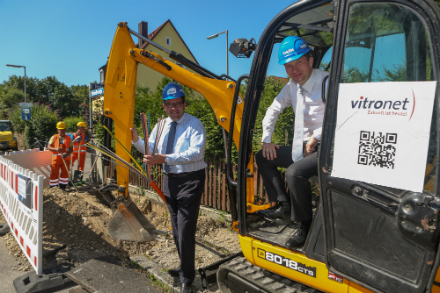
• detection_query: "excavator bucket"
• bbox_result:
[108,199,165,242]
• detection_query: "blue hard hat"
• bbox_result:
[162,82,185,101]
[278,36,311,65]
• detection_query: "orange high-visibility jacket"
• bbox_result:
[50,134,71,163]
[72,133,87,155]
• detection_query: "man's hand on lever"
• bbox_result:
[304,135,318,157]
[262,142,280,161]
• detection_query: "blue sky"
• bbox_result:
[0,0,296,87]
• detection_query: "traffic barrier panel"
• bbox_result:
[6,149,52,187]
[0,156,44,275]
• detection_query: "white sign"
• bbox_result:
[332,81,436,192]
[91,88,104,97]
[19,102,33,108]
[18,176,27,199]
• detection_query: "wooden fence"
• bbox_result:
[106,155,272,211]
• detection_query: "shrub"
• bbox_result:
[64,116,85,132]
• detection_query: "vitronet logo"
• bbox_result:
[350,90,416,121]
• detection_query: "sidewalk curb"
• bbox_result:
[130,255,205,293]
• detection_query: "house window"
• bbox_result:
[166,37,171,46]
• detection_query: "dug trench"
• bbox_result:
[0,182,241,291]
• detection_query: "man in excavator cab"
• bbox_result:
[256,36,328,248]
[130,82,207,293]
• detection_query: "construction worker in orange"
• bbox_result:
[47,121,73,190]
[70,122,89,178]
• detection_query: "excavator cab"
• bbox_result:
[226,0,440,292]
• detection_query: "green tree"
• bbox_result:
[71,84,90,118]
[0,88,24,119]
[51,83,75,117]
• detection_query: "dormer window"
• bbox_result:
[166,37,171,46]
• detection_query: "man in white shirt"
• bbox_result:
[256,36,328,248]
[131,82,206,293]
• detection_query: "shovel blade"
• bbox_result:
[108,200,164,242]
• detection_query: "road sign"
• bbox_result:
[21,107,31,121]
[19,102,33,108]
[89,83,104,91]
[91,88,104,97]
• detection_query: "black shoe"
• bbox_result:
[256,206,290,221]
[264,203,280,211]
[286,226,308,248]
[167,267,180,277]
[180,283,193,293]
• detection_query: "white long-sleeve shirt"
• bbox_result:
[133,112,207,173]
[262,69,329,143]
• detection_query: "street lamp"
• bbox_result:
[6,64,26,102]
[207,30,229,77]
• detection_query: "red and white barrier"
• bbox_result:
[6,149,52,187]
[0,156,43,275]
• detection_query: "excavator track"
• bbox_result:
[217,257,322,293]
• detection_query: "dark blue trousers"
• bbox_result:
[163,169,205,285]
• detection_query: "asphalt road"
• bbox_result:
[0,236,26,293]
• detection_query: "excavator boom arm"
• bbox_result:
[104,23,247,193]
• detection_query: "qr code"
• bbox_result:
[358,131,397,169]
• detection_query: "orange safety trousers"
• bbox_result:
[71,153,86,171]
[50,159,70,187]
[71,133,87,172]
[49,134,72,188]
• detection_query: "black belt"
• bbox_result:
[164,170,200,178]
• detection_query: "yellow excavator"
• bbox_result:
[101,0,440,292]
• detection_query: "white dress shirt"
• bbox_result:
[262,69,328,143]
[133,112,207,173]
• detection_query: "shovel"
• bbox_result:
[100,185,165,242]
[60,155,78,193]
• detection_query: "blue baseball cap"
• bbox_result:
[162,82,185,101]
[278,36,311,65]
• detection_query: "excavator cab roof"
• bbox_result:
[275,2,334,48]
